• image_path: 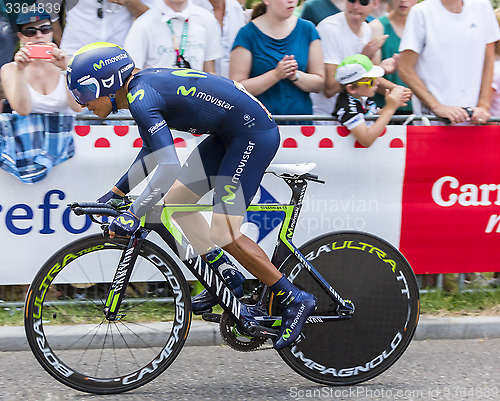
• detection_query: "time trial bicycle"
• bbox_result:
[24,163,420,394]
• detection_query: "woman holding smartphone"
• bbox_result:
[1,9,80,115]
[0,9,80,184]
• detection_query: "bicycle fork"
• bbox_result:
[104,230,149,321]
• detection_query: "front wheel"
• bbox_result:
[272,231,419,386]
[24,234,191,394]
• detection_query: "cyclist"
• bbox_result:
[66,42,316,350]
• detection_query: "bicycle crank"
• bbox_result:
[219,312,267,352]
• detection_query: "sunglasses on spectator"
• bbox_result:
[347,0,371,6]
[355,78,376,88]
[21,25,54,37]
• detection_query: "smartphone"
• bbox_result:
[26,44,53,59]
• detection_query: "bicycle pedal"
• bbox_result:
[192,307,212,316]
[201,312,221,323]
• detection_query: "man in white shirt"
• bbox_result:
[311,0,388,116]
[56,0,153,56]
[192,0,245,78]
[124,0,223,73]
[399,0,500,125]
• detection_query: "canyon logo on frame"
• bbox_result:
[400,126,500,274]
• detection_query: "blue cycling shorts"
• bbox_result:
[177,126,280,216]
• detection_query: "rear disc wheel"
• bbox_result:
[272,231,420,386]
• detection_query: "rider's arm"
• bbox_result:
[114,145,156,194]
[124,84,181,217]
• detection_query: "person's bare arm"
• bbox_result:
[203,60,216,75]
[362,35,388,61]
[350,86,407,147]
[229,46,297,96]
[323,63,340,98]
[52,19,63,47]
[112,0,149,18]
[399,49,468,124]
[472,42,495,124]
[290,39,325,93]
[368,19,385,65]
[0,55,32,116]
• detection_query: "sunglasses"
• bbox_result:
[21,25,54,37]
[355,78,376,88]
[347,0,371,6]
[97,0,120,18]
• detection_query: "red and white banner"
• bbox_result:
[400,126,500,274]
[0,124,499,284]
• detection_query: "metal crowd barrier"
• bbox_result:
[75,113,500,124]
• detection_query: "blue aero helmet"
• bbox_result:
[66,42,135,110]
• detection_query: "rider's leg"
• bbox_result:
[210,213,316,350]
[164,181,245,312]
[210,213,281,286]
[163,180,213,254]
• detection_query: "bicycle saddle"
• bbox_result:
[266,163,317,178]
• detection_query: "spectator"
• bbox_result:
[366,0,390,21]
[490,8,500,118]
[489,9,500,287]
[230,0,324,116]
[124,0,222,72]
[333,54,408,147]
[232,0,252,21]
[369,0,416,114]
[1,9,80,115]
[0,9,80,183]
[0,1,17,68]
[192,0,246,77]
[300,0,345,26]
[1,1,22,112]
[310,0,390,117]
[398,0,500,125]
[55,0,153,56]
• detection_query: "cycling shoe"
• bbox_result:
[191,290,218,314]
[191,275,244,315]
[273,291,317,350]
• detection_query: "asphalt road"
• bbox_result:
[0,339,499,401]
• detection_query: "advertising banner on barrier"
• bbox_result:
[400,126,500,274]
[0,124,498,284]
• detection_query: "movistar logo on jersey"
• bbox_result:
[93,53,128,71]
[117,215,136,228]
[176,85,235,110]
[171,69,208,78]
[127,89,145,104]
[222,185,237,204]
[177,86,197,97]
[282,328,292,341]
[196,91,234,110]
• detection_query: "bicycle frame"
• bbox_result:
[102,174,354,336]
